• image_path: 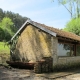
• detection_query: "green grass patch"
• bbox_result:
[0,42,10,65]
[0,42,10,54]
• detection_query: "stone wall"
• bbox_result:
[57,56,80,65]
[51,37,58,66]
[12,25,57,63]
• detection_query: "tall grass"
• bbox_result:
[0,42,10,65]
[0,42,10,54]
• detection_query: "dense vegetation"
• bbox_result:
[0,8,28,64]
[0,42,10,65]
[0,8,28,41]
[64,18,80,36]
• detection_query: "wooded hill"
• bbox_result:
[0,8,28,41]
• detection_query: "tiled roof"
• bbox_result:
[11,19,80,42]
[34,22,80,41]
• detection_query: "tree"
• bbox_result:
[53,0,80,18]
[4,11,28,29]
[0,27,5,41]
[0,17,14,41]
[0,8,4,21]
[64,18,80,35]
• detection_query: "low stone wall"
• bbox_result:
[53,56,80,70]
[58,56,80,65]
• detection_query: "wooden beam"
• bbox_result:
[57,36,79,43]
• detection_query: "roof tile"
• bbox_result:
[34,21,80,41]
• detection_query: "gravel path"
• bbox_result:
[0,66,80,80]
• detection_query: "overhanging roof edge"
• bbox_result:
[10,19,56,41]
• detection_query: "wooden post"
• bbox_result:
[74,44,76,56]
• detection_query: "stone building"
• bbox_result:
[9,19,80,67]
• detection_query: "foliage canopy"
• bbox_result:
[0,8,28,41]
[64,18,80,36]
[0,17,14,41]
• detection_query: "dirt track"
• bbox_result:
[0,66,80,80]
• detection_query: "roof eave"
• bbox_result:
[29,20,56,37]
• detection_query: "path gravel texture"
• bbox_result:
[0,66,80,80]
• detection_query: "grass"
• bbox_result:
[0,42,10,65]
[0,42,10,54]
